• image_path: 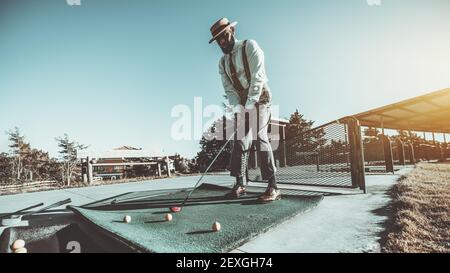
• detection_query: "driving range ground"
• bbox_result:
[69,184,323,253]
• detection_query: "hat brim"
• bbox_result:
[209,21,238,44]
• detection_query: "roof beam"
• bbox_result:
[386,108,450,125]
[353,88,450,134]
[355,88,450,118]
[359,118,450,134]
[361,106,450,127]
[422,98,449,111]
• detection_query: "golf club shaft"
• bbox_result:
[180,113,271,208]
[0,202,44,219]
[21,198,72,217]
[180,129,237,207]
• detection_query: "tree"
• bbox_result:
[22,148,61,181]
[195,122,232,172]
[284,110,325,165]
[173,154,190,174]
[55,134,87,186]
[363,127,380,137]
[392,130,424,144]
[6,127,27,180]
[5,127,63,183]
[0,153,13,185]
[188,158,200,173]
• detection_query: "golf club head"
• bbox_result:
[170,207,182,213]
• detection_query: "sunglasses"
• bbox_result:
[216,29,233,42]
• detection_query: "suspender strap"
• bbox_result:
[222,58,233,86]
[226,40,251,105]
[242,40,251,85]
[229,52,246,93]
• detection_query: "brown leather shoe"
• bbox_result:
[229,185,247,198]
[258,187,281,202]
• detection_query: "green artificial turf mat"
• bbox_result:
[69,184,323,253]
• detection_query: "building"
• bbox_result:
[78,146,175,184]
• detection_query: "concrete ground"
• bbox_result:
[233,167,413,253]
[0,168,412,253]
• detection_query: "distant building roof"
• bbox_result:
[77,148,165,159]
[270,117,290,125]
[114,146,142,151]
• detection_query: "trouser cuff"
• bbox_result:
[268,176,277,189]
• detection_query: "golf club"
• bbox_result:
[1,198,72,227]
[0,202,44,220]
[174,111,271,212]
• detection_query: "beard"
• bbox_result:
[220,38,235,54]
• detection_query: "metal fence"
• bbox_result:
[362,136,388,173]
[392,140,415,165]
[247,119,365,190]
[360,128,449,174]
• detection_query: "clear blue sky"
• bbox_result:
[1,0,450,158]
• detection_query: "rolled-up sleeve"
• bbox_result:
[219,57,241,107]
[245,40,268,109]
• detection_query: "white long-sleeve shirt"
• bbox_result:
[219,39,272,110]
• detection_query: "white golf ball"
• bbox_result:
[11,239,25,250]
[212,221,221,232]
[13,247,27,253]
[123,215,132,223]
[165,213,173,221]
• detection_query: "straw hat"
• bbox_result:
[209,18,238,44]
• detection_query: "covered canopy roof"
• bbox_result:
[351,87,450,134]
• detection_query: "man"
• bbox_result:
[209,18,280,202]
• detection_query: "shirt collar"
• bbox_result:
[228,39,243,55]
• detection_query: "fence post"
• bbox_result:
[279,126,287,167]
[397,139,406,166]
[407,142,415,163]
[166,156,171,177]
[81,158,87,184]
[439,144,445,162]
[157,163,161,177]
[222,115,227,141]
[316,153,320,172]
[347,118,366,192]
[381,135,394,173]
[87,156,93,185]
